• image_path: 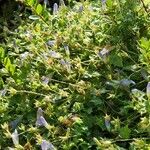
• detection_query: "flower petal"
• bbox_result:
[53,3,58,15]
[11,129,19,146]
[41,140,55,150]
[146,82,150,99]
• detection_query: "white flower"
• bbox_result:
[41,76,49,85]
[53,3,58,15]
[11,129,19,146]
[146,82,150,99]
[120,79,135,87]
[64,45,70,56]
[49,50,61,58]
[47,40,55,47]
[98,48,109,61]
[44,0,49,6]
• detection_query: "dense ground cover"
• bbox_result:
[0,0,150,149]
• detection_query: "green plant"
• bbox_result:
[0,0,150,149]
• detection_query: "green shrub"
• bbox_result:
[0,0,150,149]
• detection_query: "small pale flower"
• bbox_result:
[49,50,61,58]
[131,88,139,95]
[101,0,106,9]
[37,116,49,127]
[11,129,19,146]
[98,48,109,61]
[37,108,43,118]
[60,59,71,72]
[131,88,145,98]
[104,114,111,131]
[36,108,43,126]
[64,45,70,56]
[36,108,48,127]
[41,76,49,85]
[44,0,49,6]
[0,88,7,97]
[47,40,55,47]
[20,52,29,61]
[146,82,150,99]
[120,79,135,87]
[41,140,55,150]
[141,69,149,81]
[102,0,106,4]
[78,5,84,12]
[10,116,22,130]
[53,3,58,15]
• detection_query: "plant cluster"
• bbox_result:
[0,0,150,149]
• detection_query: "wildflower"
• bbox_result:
[37,116,49,127]
[98,48,109,61]
[146,82,150,99]
[102,0,106,4]
[41,140,56,150]
[10,116,22,130]
[49,50,61,58]
[37,108,43,118]
[64,45,70,56]
[60,59,71,72]
[104,114,111,131]
[36,108,49,127]
[78,5,84,12]
[44,0,49,6]
[20,52,29,61]
[0,88,7,97]
[131,88,145,99]
[101,0,106,9]
[11,129,19,146]
[119,79,135,91]
[41,76,49,85]
[141,69,149,81]
[53,3,58,15]
[131,88,140,95]
[47,40,55,47]
[36,108,43,126]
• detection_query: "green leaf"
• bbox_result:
[9,64,16,76]
[4,57,15,75]
[106,0,113,8]
[109,53,123,67]
[27,0,35,6]
[119,125,131,138]
[0,47,5,59]
[4,57,11,70]
[36,4,43,14]
[0,77,4,88]
[140,38,150,50]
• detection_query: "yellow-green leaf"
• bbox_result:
[36,4,43,14]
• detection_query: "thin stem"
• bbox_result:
[112,137,150,143]
[16,89,56,96]
[140,0,149,13]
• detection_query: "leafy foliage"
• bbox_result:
[0,0,150,149]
